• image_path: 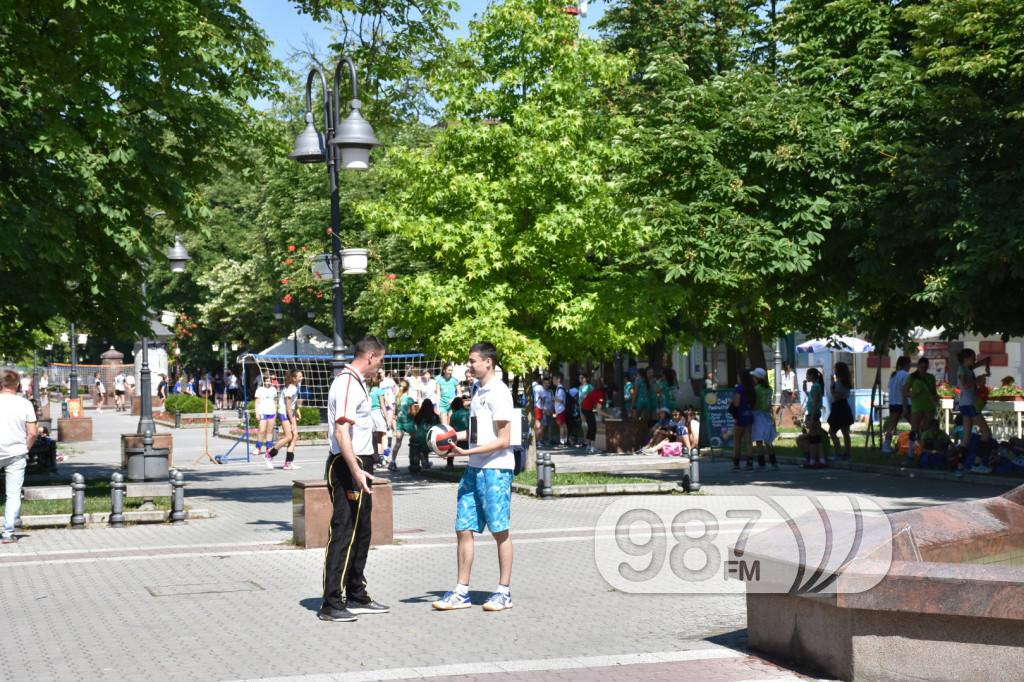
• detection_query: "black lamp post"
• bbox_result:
[137,227,190,436]
[289,57,381,374]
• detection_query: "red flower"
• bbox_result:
[281,278,289,285]
[282,294,293,304]
[285,258,294,265]
[387,273,397,281]
[288,244,297,252]
[315,292,324,299]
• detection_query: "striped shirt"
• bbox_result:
[327,364,373,455]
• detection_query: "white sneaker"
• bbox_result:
[482,590,513,612]
[264,454,274,470]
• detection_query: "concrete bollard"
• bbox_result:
[212,415,220,436]
[688,448,702,493]
[174,410,182,429]
[170,470,186,524]
[109,472,126,527]
[71,473,86,528]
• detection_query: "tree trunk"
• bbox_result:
[744,325,767,370]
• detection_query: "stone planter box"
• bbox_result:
[131,398,165,416]
[293,478,393,548]
[57,417,92,442]
[595,419,650,453]
[120,433,175,469]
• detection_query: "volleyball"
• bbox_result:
[427,424,459,456]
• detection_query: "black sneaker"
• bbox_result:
[346,599,390,615]
[317,604,357,622]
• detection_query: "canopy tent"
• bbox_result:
[797,335,876,355]
[258,325,334,356]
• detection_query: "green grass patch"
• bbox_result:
[1,479,170,516]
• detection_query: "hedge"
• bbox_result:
[164,394,212,414]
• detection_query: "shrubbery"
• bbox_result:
[164,394,212,414]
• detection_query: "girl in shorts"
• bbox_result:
[254,374,278,465]
[956,349,992,472]
[751,368,778,469]
[269,370,303,470]
[798,368,825,468]
[905,357,939,468]
[827,362,855,460]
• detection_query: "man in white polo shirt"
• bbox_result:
[433,341,516,612]
[1,370,38,544]
[318,336,390,623]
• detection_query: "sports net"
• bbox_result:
[240,352,444,411]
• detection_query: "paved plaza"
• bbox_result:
[1,410,1017,681]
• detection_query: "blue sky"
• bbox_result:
[241,0,606,65]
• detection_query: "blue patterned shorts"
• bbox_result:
[455,467,513,533]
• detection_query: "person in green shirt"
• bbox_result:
[389,379,416,472]
[447,396,470,471]
[369,376,388,465]
[904,357,939,468]
[578,372,593,408]
[657,369,675,415]
[437,364,461,426]
[751,368,778,469]
[797,368,825,468]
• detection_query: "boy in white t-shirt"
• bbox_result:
[113,371,126,412]
[433,342,515,613]
[882,355,912,454]
[1,370,38,543]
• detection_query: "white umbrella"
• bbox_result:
[797,335,875,354]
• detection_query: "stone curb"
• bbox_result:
[18,509,213,529]
[774,455,1021,487]
[511,481,680,497]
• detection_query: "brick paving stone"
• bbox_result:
[2,409,1012,680]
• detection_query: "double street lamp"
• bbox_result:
[274,301,317,356]
[138,223,191,436]
[289,57,381,373]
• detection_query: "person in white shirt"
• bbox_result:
[93,372,106,413]
[267,369,304,470]
[1,370,38,544]
[552,373,568,447]
[254,374,278,459]
[318,336,390,623]
[433,342,516,613]
[419,369,438,412]
[124,372,136,410]
[38,373,48,402]
[882,355,912,454]
[113,371,126,412]
[226,370,239,410]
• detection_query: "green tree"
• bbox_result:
[781,0,1024,345]
[353,0,667,372]
[0,0,282,355]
